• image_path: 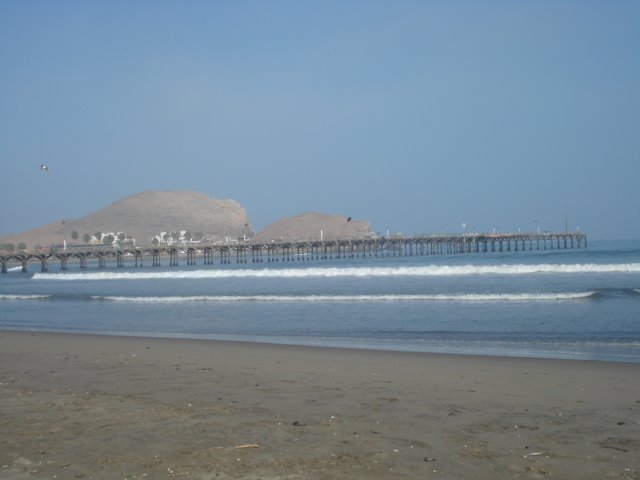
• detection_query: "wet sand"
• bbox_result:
[1,330,639,479]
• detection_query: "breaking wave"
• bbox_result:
[93,292,596,303]
[0,294,51,300]
[31,263,640,281]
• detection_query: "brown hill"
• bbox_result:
[0,191,252,248]
[253,212,371,242]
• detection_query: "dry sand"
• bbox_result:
[1,331,639,479]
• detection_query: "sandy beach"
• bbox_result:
[0,331,638,479]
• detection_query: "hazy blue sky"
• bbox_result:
[1,1,638,240]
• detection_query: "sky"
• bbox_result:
[1,1,638,240]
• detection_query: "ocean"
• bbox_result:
[1,239,639,362]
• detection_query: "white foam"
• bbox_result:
[31,263,640,281]
[0,294,50,300]
[93,292,595,303]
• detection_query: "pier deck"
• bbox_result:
[1,232,587,273]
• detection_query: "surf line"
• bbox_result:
[32,263,640,281]
[92,292,596,303]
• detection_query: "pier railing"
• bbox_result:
[0,232,587,273]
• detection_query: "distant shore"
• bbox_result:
[1,330,639,479]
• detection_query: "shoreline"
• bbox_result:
[1,330,639,479]
[2,326,640,365]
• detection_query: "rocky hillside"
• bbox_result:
[253,212,371,242]
[0,191,252,248]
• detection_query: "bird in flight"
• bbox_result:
[39,164,49,175]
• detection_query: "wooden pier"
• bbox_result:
[1,232,587,273]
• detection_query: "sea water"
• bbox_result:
[1,239,639,362]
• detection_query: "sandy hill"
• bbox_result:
[253,212,371,242]
[0,191,252,248]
